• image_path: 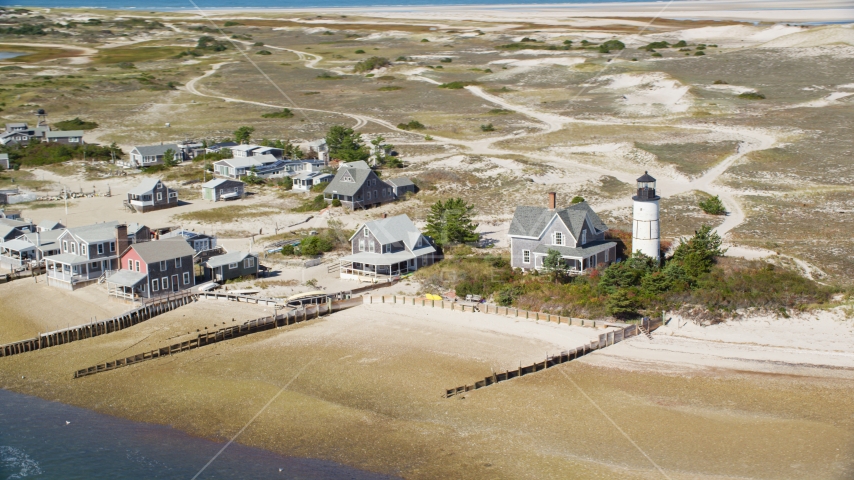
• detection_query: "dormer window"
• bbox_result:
[363,228,368,237]
[581,230,587,245]
[416,236,422,247]
[553,232,564,246]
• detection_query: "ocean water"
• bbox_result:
[6,0,652,10]
[0,52,24,61]
[0,389,396,480]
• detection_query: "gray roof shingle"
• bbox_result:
[387,177,414,187]
[324,163,374,197]
[532,240,615,258]
[127,178,163,195]
[508,201,608,240]
[358,214,435,254]
[67,221,120,243]
[129,238,196,264]
[206,251,256,268]
[133,144,180,157]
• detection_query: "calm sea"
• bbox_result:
[6,0,652,10]
[0,389,396,480]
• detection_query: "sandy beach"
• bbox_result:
[188,1,854,23]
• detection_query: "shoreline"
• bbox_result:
[15,1,854,23]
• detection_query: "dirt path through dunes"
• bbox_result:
[0,42,99,64]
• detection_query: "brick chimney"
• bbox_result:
[115,224,129,255]
[548,192,557,210]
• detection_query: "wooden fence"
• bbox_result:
[0,291,197,358]
[197,291,280,306]
[73,297,364,379]
[444,323,641,397]
[360,295,669,397]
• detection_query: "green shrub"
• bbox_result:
[379,86,403,92]
[698,195,726,215]
[223,21,242,26]
[355,49,366,54]
[421,38,429,42]
[651,53,663,58]
[300,235,333,256]
[261,108,295,118]
[252,41,264,46]
[395,56,407,61]
[713,79,728,84]
[277,176,293,190]
[438,81,477,89]
[440,57,452,63]
[480,123,494,132]
[53,117,98,130]
[694,51,705,56]
[570,196,585,204]
[331,198,342,207]
[739,92,766,100]
[117,62,135,69]
[281,244,295,255]
[397,120,425,130]
[642,41,669,51]
[353,56,390,73]
[292,194,328,212]
[256,50,272,55]
[673,40,688,48]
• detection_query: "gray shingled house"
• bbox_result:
[107,238,196,299]
[204,251,258,282]
[387,177,416,197]
[508,193,616,274]
[126,178,178,212]
[201,178,244,202]
[322,161,396,210]
[339,214,438,281]
[124,144,185,168]
[44,221,130,290]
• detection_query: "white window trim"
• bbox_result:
[183,272,190,285]
[63,240,68,252]
[368,241,375,253]
[98,243,104,254]
[135,260,140,272]
[160,260,166,271]
[604,249,609,262]
[228,262,238,269]
[152,279,159,291]
[522,250,531,263]
[554,232,563,246]
[581,230,587,245]
[175,258,182,268]
[244,258,254,268]
[127,259,133,270]
[358,239,365,252]
[161,277,168,289]
[110,242,115,252]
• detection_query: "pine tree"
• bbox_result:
[425,198,479,247]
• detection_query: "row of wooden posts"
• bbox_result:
[0,291,197,358]
[443,325,640,397]
[73,297,364,379]
[361,295,665,397]
[365,295,628,330]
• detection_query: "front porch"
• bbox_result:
[44,254,114,290]
[106,270,147,301]
[339,251,419,282]
[0,240,37,270]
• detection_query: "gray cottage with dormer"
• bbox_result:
[322,161,396,210]
[508,193,616,273]
[339,214,438,280]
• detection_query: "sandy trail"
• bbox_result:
[183,44,822,275]
[0,42,98,64]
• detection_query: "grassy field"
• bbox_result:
[172,204,281,224]
[92,46,189,65]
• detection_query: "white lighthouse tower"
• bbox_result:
[632,171,660,262]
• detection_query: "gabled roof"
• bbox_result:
[132,144,179,157]
[127,178,162,195]
[66,221,121,243]
[36,220,64,231]
[127,222,147,235]
[340,160,370,170]
[128,238,196,264]
[508,201,607,241]
[0,225,21,240]
[323,163,376,196]
[202,178,243,188]
[46,130,83,138]
[356,214,434,254]
[206,251,256,268]
[23,229,64,247]
[0,239,36,251]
